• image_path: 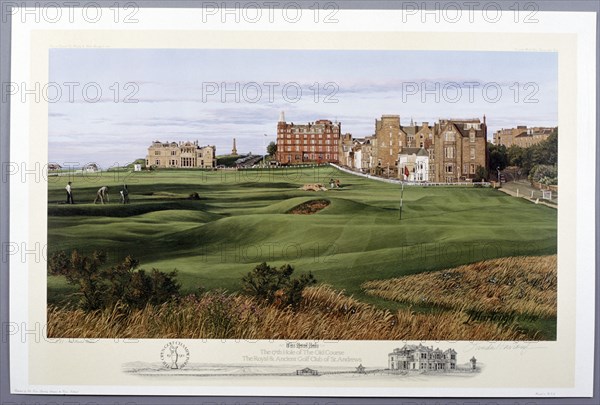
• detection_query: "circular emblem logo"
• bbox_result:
[160,341,190,370]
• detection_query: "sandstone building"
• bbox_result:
[493,126,556,148]
[145,140,216,169]
[432,117,488,182]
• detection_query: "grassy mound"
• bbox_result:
[47,167,557,340]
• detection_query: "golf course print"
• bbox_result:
[46,166,557,340]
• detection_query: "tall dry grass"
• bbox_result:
[47,285,528,340]
[362,255,557,319]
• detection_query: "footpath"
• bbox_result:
[498,181,557,209]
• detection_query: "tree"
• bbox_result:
[474,165,488,182]
[267,141,277,157]
[505,128,558,176]
[488,142,508,171]
[241,262,316,309]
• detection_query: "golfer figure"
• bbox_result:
[120,184,129,204]
[169,345,179,369]
[94,186,109,204]
[65,181,74,204]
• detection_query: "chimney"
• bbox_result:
[279,111,285,123]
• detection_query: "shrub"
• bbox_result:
[241,262,316,309]
[48,250,180,310]
[528,164,557,185]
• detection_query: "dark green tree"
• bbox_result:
[267,141,277,156]
[488,142,508,171]
[474,165,488,182]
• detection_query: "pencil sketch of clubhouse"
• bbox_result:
[388,344,477,372]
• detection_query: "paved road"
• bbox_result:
[500,180,558,205]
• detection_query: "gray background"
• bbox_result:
[0,1,598,404]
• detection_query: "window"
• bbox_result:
[445,147,454,159]
[445,132,455,141]
[470,164,476,174]
[421,353,427,359]
[470,132,476,142]
[470,147,476,160]
[154,151,160,155]
[155,159,160,165]
[446,164,453,173]
[171,150,176,156]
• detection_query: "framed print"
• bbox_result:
[1,1,598,403]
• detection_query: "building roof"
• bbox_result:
[441,119,486,138]
[389,344,457,356]
[401,125,417,136]
[400,147,428,157]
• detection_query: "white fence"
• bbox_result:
[330,164,491,187]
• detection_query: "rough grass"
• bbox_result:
[47,285,527,340]
[362,255,557,319]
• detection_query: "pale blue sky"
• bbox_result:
[49,49,557,168]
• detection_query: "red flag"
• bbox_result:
[404,166,409,178]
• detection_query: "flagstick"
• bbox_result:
[399,181,404,220]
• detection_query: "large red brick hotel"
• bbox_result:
[276,111,341,164]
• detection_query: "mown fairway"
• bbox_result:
[47,167,557,309]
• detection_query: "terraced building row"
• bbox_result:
[276,112,489,183]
